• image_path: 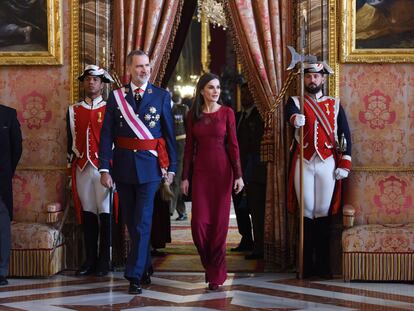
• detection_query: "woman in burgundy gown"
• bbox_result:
[181,73,244,290]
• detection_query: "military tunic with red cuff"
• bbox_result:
[67,98,118,223]
[286,94,352,215]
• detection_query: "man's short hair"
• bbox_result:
[172,92,181,104]
[126,50,149,65]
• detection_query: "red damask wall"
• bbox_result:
[340,64,414,224]
[0,3,71,222]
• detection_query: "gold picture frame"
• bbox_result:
[70,0,80,103]
[328,0,339,97]
[340,0,414,63]
[0,0,62,65]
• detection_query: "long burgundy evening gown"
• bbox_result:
[182,106,242,285]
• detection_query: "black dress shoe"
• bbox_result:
[231,242,254,252]
[77,265,95,276]
[245,252,264,260]
[175,214,188,221]
[0,276,8,286]
[128,282,142,295]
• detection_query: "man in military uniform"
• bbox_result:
[99,50,177,295]
[170,92,189,220]
[67,65,114,277]
[0,104,22,285]
[231,84,266,259]
[286,62,352,278]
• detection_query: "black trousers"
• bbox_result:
[0,197,10,277]
[247,182,266,254]
[232,191,253,244]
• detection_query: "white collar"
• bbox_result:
[84,95,103,106]
[81,95,105,110]
[306,90,323,100]
[131,81,148,94]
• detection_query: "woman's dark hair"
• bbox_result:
[191,73,221,121]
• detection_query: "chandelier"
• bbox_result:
[197,0,227,29]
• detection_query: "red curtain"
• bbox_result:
[113,0,184,85]
[225,1,294,269]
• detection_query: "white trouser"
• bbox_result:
[294,154,336,219]
[76,163,110,214]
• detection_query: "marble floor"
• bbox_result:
[1,271,413,310]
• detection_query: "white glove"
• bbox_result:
[335,168,349,180]
[293,114,305,128]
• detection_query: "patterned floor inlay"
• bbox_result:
[0,272,413,310]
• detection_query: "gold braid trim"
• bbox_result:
[154,0,185,87]
[264,70,297,128]
[343,252,414,281]
[9,245,65,277]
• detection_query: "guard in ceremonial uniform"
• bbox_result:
[99,50,177,295]
[67,65,115,277]
[170,93,188,220]
[286,62,352,278]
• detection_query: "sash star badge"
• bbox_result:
[149,106,157,114]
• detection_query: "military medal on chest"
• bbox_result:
[119,114,123,127]
[145,106,160,128]
[325,103,330,115]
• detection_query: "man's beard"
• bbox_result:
[134,74,149,85]
[305,83,322,94]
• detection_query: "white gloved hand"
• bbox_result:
[335,168,349,180]
[293,114,305,128]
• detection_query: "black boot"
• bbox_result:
[96,213,111,277]
[77,211,98,276]
[303,217,315,278]
[314,216,332,278]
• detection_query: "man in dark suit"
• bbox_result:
[231,84,266,259]
[0,104,22,285]
[99,50,177,295]
[170,92,189,220]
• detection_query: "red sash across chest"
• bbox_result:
[302,95,336,161]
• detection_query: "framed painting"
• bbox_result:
[0,0,62,65]
[340,0,414,63]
